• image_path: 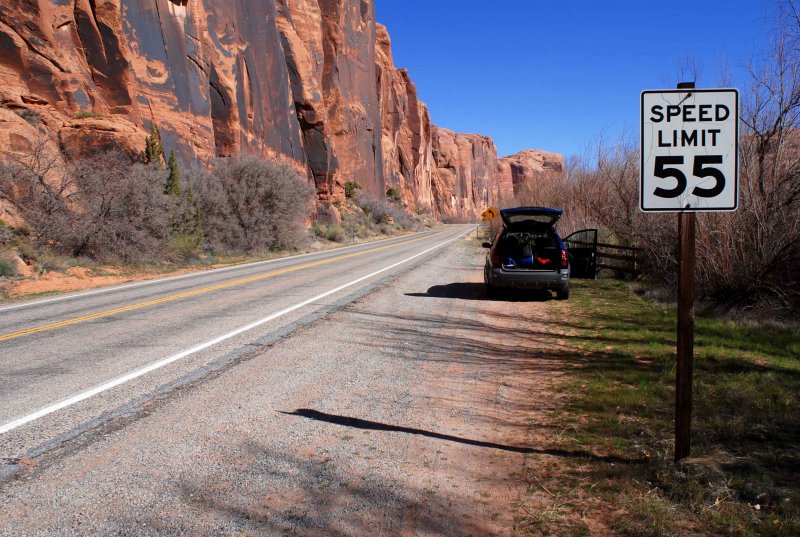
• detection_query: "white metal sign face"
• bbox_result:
[640,89,738,212]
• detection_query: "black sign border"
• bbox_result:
[639,88,739,213]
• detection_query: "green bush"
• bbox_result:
[385,187,401,202]
[0,258,15,277]
[311,222,345,242]
[344,181,361,199]
[16,109,39,125]
[73,111,103,119]
[169,232,203,262]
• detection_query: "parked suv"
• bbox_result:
[482,207,597,300]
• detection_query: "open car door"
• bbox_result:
[563,229,598,279]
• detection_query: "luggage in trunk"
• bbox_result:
[498,233,560,271]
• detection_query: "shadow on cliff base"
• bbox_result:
[405,282,553,302]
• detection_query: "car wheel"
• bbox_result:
[556,285,570,300]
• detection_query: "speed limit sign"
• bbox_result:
[640,88,738,212]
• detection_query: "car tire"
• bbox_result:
[556,285,570,300]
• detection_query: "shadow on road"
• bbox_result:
[280,408,643,464]
[405,282,552,302]
[178,442,478,536]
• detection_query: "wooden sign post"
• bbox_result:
[640,82,739,462]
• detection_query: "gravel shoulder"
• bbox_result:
[0,229,429,305]
[0,237,571,536]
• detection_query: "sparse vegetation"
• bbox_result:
[530,279,800,536]
[72,111,104,120]
[0,221,12,244]
[0,258,15,277]
[311,222,345,242]
[440,214,474,224]
[385,186,401,202]
[16,109,39,125]
[310,190,425,245]
[344,181,361,199]
[357,195,391,225]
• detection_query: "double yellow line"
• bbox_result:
[0,233,438,343]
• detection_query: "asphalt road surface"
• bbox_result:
[0,225,567,536]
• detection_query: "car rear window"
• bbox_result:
[502,231,558,247]
[505,214,556,225]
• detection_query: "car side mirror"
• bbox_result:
[482,242,492,248]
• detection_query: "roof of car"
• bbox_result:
[500,207,563,217]
[500,207,563,228]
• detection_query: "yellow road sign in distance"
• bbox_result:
[481,207,499,221]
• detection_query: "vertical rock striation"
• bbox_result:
[376,23,435,214]
[276,0,383,217]
[431,127,502,220]
[0,0,562,220]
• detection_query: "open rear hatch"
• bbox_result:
[497,207,564,271]
[500,207,562,230]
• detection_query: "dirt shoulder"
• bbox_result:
[0,235,582,536]
[0,229,433,304]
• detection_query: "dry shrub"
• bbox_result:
[1,148,316,262]
[0,149,174,262]
[512,4,800,314]
[355,194,421,232]
[516,124,799,314]
[356,195,391,225]
[192,156,314,254]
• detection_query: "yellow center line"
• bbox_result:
[0,232,443,343]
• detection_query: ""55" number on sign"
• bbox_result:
[653,155,725,199]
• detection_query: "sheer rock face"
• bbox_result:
[376,23,434,214]
[0,0,305,166]
[0,0,562,220]
[498,150,565,197]
[432,127,501,219]
[276,0,383,207]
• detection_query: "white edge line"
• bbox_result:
[0,229,447,314]
[0,230,469,435]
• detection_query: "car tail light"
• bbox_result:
[560,249,569,269]
[490,250,500,265]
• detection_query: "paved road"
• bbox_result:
[0,226,569,536]
[0,226,470,460]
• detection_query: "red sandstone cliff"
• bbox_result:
[498,149,565,199]
[376,23,435,215]
[431,127,504,220]
[0,0,562,221]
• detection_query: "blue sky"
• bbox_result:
[375,1,774,159]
